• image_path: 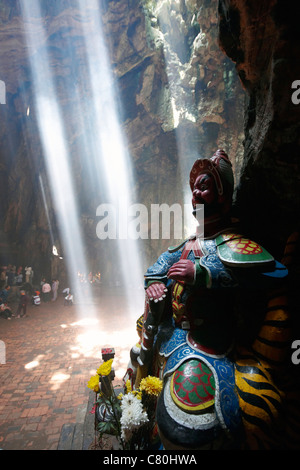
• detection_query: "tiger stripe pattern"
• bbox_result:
[235,231,300,449]
[252,289,291,366]
[235,350,283,449]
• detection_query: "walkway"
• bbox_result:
[0,287,143,450]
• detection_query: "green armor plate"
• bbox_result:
[216,232,274,267]
[170,359,215,412]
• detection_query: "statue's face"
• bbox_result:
[192,173,217,209]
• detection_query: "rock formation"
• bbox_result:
[219,0,300,256]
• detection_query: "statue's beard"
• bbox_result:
[192,201,231,237]
[192,200,221,220]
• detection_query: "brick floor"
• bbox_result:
[0,288,141,450]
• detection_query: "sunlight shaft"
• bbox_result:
[20,0,95,312]
[76,0,144,302]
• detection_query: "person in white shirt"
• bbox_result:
[42,281,51,302]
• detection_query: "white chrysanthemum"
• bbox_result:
[121,393,136,408]
[120,393,148,442]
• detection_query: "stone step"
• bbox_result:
[57,391,96,450]
[57,423,78,450]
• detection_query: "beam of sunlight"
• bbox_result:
[20,0,95,314]
[75,0,145,316]
[76,327,138,356]
[70,318,99,327]
[35,97,92,307]
[49,372,70,391]
[155,2,201,237]
[76,326,138,382]
[24,354,45,370]
[38,174,54,246]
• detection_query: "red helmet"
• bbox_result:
[190,149,234,199]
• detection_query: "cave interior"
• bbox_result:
[0,0,300,385]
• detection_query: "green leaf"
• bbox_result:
[98,420,118,435]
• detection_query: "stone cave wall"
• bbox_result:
[218,0,300,256]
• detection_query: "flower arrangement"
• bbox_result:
[87,358,162,450]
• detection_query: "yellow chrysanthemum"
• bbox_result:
[97,358,113,377]
[87,374,100,392]
[133,390,142,400]
[139,376,163,396]
[125,380,132,393]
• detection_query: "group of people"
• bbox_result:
[0,285,13,319]
[38,278,74,305]
[0,265,34,287]
[0,270,74,320]
[40,278,59,302]
[0,286,29,320]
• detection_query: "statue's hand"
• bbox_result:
[167,259,195,284]
[146,282,168,303]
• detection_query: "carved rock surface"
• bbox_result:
[219,0,300,255]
